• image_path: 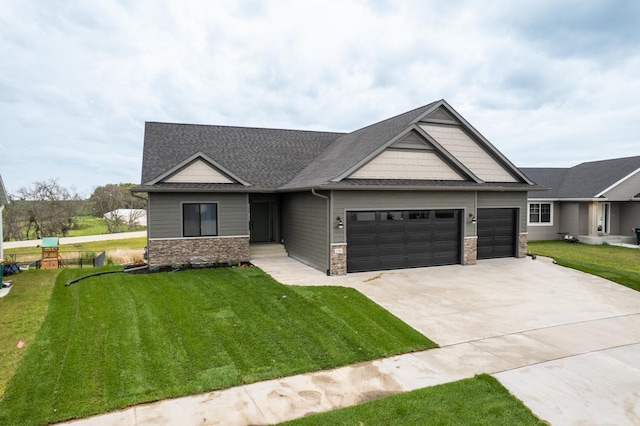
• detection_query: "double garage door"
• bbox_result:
[346,208,517,273]
[346,209,461,273]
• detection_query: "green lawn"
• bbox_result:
[0,270,59,396]
[528,241,640,291]
[0,267,435,425]
[281,374,545,426]
[68,215,146,237]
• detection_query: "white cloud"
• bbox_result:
[0,0,639,194]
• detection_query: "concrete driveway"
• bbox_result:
[254,255,640,425]
[64,254,640,425]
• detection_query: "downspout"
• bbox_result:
[311,189,331,275]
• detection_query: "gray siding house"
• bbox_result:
[133,100,539,275]
[522,156,640,244]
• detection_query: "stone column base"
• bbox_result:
[463,236,477,265]
[330,243,347,276]
[518,232,528,258]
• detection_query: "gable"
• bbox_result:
[419,124,518,183]
[598,168,640,201]
[163,159,234,184]
[348,131,464,181]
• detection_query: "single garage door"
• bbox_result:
[346,209,461,273]
[477,208,517,259]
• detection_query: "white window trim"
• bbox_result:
[527,202,554,226]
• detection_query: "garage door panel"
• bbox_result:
[379,256,406,269]
[406,242,431,254]
[378,232,405,245]
[349,245,377,258]
[346,209,461,273]
[477,208,517,260]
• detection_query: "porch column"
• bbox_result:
[588,201,599,236]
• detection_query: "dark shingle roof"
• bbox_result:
[138,100,536,193]
[281,101,439,189]
[141,123,344,189]
[522,156,640,199]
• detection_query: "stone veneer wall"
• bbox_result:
[518,232,528,258]
[463,236,477,265]
[148,236,250,266]
[330,243,347,276]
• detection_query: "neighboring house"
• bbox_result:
[0,174,8,260]
[133,99,540,275]
[522,156,640,244]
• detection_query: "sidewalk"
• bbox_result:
[3,231,147,249]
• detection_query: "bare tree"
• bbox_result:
[16,179,81,239]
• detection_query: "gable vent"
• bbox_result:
[425,107,456,122]
[391,131,434,150]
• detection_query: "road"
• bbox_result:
[3,231,147,249]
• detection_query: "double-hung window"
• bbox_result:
[183,203,218,237]
[528,202,552,225]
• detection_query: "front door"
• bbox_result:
[250,203,270,242]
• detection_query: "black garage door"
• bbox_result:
[477,208,517,259]
[346,210,461,273]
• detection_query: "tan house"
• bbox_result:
[522,156,640,244]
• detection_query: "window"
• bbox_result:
[353,212,376,221]
[528,202,552,225]
[381,211,403,221]
[183,203,218,237]
[408,211,430,220]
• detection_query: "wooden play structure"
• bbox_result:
[41,237,62,269]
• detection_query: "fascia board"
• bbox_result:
[145,152,253,186]
[595,167,640,198]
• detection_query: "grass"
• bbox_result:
[528,241,640,291]
[281,374,545,426]
[0,267,435,425]
[0,270,59,396]
[67,215,146,237]
[5,237,147,266]
[67,215,111,236]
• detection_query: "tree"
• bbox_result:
[89,183,147,232]
[2,197,25,241]
[15,179,81,239]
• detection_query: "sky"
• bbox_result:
[1,0,639,197]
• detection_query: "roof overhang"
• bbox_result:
[527,197,609,202]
